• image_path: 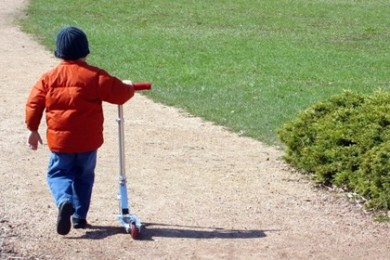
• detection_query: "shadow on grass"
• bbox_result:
[67,222,269,241]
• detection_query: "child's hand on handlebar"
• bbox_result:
[122,80,133,85]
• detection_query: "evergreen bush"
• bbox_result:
[278,90,390,210]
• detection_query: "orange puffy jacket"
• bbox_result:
[26,60,134,153]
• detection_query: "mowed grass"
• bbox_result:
[20,0,390,145]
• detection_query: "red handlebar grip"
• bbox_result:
[133,82,152,91]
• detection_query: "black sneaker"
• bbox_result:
[57,201,74,235]
[72,218,89,229]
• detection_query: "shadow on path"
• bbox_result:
[67,222,271,241]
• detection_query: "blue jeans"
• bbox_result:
[47,151,97,219]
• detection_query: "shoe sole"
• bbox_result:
[57,202,74,235]
[72,218,88,229]
[73,224,88,229]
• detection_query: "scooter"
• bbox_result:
[116,82,151,239]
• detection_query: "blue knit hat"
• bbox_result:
[54,26,90,60]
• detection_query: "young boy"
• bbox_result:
[25,26,135,235]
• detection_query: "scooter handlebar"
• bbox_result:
[133,82,152,91]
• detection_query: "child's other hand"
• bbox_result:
[28,131,43,150]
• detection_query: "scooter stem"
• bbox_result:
[117,104,129,212]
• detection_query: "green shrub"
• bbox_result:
[278,90,390,210]
[354,142,390,210]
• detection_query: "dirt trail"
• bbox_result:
[1,1,390,259]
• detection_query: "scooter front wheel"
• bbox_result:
[130,222,140,239]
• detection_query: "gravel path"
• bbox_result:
[1,1,390,259]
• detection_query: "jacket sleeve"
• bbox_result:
[97,71,135,105]
[25,77,46,131]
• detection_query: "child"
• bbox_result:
[25,26,135,235]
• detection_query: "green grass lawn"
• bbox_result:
[20,0,390,145]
